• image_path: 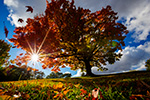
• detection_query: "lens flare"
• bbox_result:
[31,53,39,62]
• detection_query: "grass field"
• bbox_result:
[0,71,150,100]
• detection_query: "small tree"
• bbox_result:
[46,72,71,78]
[46,72,62,78]
[0,39,11,67]
[145,59,150,71]
[36,71,45,79]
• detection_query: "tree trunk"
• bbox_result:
[84,60,95,77]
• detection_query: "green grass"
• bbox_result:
[0,70,150,100]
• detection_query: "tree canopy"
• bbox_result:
[0,39,11,67]
[9,0,128,76]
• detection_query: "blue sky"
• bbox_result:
[1,0,150,77]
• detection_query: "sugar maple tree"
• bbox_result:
[9,0,128,76]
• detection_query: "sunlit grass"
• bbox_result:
[1,71,150,99]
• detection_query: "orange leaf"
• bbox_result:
[147,91,150,96]
[42,65,47,69]
[0,89,5,96]
[25,94,30,99]
[32,68,38,71]
[80,89,87,94]
[13,34,18,38]
[27,67,31,71]
[63,89,70,95]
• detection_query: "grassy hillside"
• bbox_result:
[0,71,150,100]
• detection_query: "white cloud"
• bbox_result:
[4,0,19,8]
[64,71,71,74]
[74,42,150,76]
[137,42,150,53]
[92,42,150,75]
[124,2,150,42]
[73,41,150,76]
[72,69,86,77]
[4,0,47,27]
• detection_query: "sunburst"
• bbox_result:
[24,27,51,66]
[31,53,39,62]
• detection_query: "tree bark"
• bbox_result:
[84,60,95,77]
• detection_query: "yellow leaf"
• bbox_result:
[62,87,66,91]
[53,94,59,98]
[74,84,80,88]
[10,60,15,64]
[53,82,64,89]
[54,91,59,94]
[0,95,14,100]
[87,45,91,48]
[57,82,64,89]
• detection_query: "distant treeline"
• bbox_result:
[0,65,44,82]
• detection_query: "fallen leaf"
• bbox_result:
[92,88,99,100]
[74,84,80,88]
[0,89,5,96]
[13,92,21,98]
[63,89,70,95]
[80,89,87,94]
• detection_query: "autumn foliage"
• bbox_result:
[9,0,128,76]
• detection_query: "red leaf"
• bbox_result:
[18,18,24,23]
[80,89,87,94]
[61,65,66,68]
[9,65,15,68]
[16,62,22,66]
[42,65,47,69]
[19,53,23,56]
[8,38,16,43]
[26,6,33,13]
[12,46,17,48]
[4,26,9,38]
[13,34,18,38]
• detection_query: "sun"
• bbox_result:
[31,53,39,62]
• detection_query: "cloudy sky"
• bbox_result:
[1,0,150,77]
